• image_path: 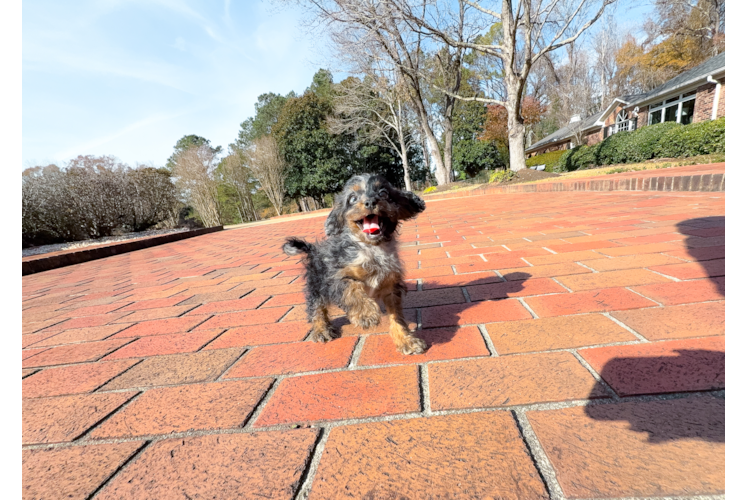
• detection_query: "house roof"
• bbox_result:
[526,111,603,152]
[526,51,725,153]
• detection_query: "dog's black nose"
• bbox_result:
[364,198,378,210]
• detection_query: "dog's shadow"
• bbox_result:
[330,271,531,352]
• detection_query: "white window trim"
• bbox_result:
[711,82,721,120]
[648,92,697,125]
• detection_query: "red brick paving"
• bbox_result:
[428,351,607,410]
[310,412,549,499]
[527,397,724,498]
[89,379,272,439]
[254,366,420,426]
[96,430,319,499]
[23,359,140,398]
[223,336,357,377]
[21,188,724,498]
[23,442,145,500]
[23,392,137,444]
[102,329,222,360]
[610,301,725,340]
[357,326,489,366]
[487,314,637,354]
[579,336,725,396]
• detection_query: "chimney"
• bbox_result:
[569,114,581,124]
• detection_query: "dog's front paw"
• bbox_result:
[309,326,338,343]
[396,335,427,355]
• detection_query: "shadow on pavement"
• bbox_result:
[581,216,726,444]
[675,216,725,294]
[328,271,532,350]
[584,392,724,444]
[413,271,531,349]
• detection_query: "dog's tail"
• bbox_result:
[282,237,312,256]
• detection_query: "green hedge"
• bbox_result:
[595,129,632,165]
[526,150,566,171]
[558,145,598,172]
[556,118,725,171]
[655,117,725,158]
[619,122,681,162]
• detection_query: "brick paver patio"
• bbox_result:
[22,189,725,499]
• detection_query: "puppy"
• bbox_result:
[282,173,427,355]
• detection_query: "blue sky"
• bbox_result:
[22,0,653,170]
[22,0,333,168]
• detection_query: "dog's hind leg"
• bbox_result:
[308,300,337,343]
[382,281,426,355]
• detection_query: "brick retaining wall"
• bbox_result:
[423,167,725,201]
[22,226,224,276]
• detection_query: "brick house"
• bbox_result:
[526,51,725,157]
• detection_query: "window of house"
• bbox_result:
[648,90,698,125]
[649,109,662,125]
[680,99,695,125]
[610,109,635,134]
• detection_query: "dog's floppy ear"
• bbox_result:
[391,189,426,221]
[324,192,347,236]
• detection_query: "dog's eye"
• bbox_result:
[379,189,388,199]
[348,194,357,205]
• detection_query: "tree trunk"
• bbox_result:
[506,88,528,172]
[424,125,449,185]
[442,117,454,182]
[410,93,449,185]
[399,139,412,192]
[420,134,430,175]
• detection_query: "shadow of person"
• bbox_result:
[584,349,725,443]
[675,216,725,294]
[584,393,724,444]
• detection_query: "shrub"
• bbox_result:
[423,186,437,194]
[655,117,725,158]
[556,118,725,170]
[489,169,515,183]
[617,122,681,162]
[526,150,566,172]
[595,130,631,165]
[453,140,505,178]
[558,145,598,171]
[22,160,181,248]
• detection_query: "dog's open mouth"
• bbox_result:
[358,214,382,238]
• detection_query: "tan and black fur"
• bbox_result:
[282,174,427,355]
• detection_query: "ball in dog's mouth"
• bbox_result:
[359,214,382,239]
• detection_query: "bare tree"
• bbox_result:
[389,0,616,171]
[220,151,259,223]
[592,14,619,106]
[300,0,471,185]
[172,145,222,227]
[249,135,288,217]
[653,0,725,57]
[330,70,417,190]
[545,42,598,145]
